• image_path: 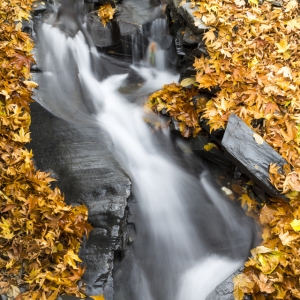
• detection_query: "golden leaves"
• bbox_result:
[91,295,105,300]
[147,84,203,137]
[186,0,300,299]
[98,3,116,27]
[64,250,83,269]
[0,0,93,299]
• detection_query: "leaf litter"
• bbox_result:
[0,0,94,299]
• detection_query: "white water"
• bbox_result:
[35,3,257,299]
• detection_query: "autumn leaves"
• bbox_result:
[0,1,93,299]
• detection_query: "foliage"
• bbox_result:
[147,83,206,137]
[191,0,300,195]
[0,0,93,299]
[98,3,116,27]
[187,0,300,298]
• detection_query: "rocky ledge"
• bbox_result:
[29,100,131,299]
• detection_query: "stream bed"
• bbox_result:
[31,0,258,299]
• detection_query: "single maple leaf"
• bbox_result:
[63,249,82,269]
[285,0,298,12]
[10,53,34,70]
[276,39,290,53]
[203,29,217,44]
[12,127,31,143]
[264,102,280,115]
[277,66,292,80]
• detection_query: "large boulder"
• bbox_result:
[29,101,131,299]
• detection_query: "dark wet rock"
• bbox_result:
[32,0,47,14]
[180,66,196,78]
[87,0,166,58]
[87,14,120,48]
[29,101,131,298]
[166,0,183,9]
[193,40,209,57]
[178,3,209,34]
[22,19,34,35]
[182,27,203,46]
[191,135,232,169]
[221,114,287,200]
[169,117,182,135]
[206,268,243,300]
[270,0,283,7]
[84,0,118,4]
[200,119,225,146]
[252,185,267,203]
[174,38,186,56]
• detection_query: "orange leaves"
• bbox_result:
[10,52,34,72]
[187,1,300,299]
[147,83,203,137]
[0,0,92,299]
[98,3,116,27]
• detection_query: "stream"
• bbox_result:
[33,0,258,299]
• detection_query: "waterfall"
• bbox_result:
[34,1,258,299]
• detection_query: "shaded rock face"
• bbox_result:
[29,102,131,298]
[87,0,169,62]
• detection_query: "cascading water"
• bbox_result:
[34,1,258,299]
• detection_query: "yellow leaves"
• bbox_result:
[12,127,31,143]
[147,84,202,137]
[203,29,217,44]
[276,39,290,54]
[233,273,255,300]
[0,1,92,299]
[98,3,116,27]
[290,219,300,232]
[248,0,258,7]
[203,142,217,151]
[91,295,105,300]
[285,0,298,13]
[285,18,300,33]
[240,194,257,212]
[256,252,282,274]
[247,56,259,69]
[64,250,82,269]
[277,66,292,80]
[279,231,299,246]
[180,77,195,87]
[234,0,246,7]
[23,80,38,89]
[0,217,13,239]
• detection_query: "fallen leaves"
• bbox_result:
[147,84,204,137]
[253,133,264,145]
[0,0,93,299]
[98,3,116,27]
